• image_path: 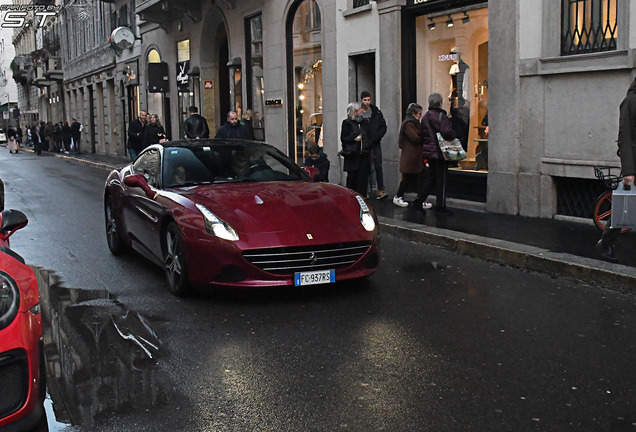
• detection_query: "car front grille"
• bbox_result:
[242,242,372,275]
[0,349,29,418]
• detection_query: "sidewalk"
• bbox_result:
[29,147,636,293]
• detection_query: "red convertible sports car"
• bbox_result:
[104,139,380,296]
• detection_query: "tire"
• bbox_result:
[592,190,612,231]
[105,196,125,255]
[593,190,631,233]
[163,222,190,296]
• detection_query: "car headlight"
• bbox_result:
[195,203,239,241]
[0,270,20,331]
[355,196,376,232]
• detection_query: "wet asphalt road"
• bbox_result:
[1,150,636,432]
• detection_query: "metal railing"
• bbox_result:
[561,0,617,55]
[353,0,370,8]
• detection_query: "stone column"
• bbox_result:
[375,0,405,195]
[487,0,521,215]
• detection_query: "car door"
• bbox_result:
[121,147,166,264]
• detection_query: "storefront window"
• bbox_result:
[288,0,323,163]
[147,49,163,121]
[415,7,489,172]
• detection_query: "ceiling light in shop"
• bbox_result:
[428,18,436,30]
[446,15,454,27]
[462,12,470,24]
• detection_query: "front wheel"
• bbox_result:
[163,222,190,296]
[105,196,126,255]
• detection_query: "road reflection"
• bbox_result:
[35,267,171,428]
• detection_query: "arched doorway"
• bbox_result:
[199,7,230,137]
[286,0,323,163]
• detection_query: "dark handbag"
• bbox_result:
[340,141,358,156]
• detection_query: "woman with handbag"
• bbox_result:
[340,102,371,196]
[393,103,433,210]
[420,92,457,214]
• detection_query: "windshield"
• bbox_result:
[162,142,309,188]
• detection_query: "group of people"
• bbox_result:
[127,110,169,160]
[127,105,266,161]
[339,90,454,213]
[7,119,83,156]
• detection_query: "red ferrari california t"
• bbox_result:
[104,140,380,296]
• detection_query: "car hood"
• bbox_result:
[176,181,363,234]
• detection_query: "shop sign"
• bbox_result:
[176,60,189,91]
[413,0,430,3]
[439,54,458,62]
[204,80,213,90]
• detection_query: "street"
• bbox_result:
[1,150,636,432]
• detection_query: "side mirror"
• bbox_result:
[0,209,28,241]
[124,174,155,198]
[303,166,320,182]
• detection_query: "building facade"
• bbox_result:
[43,0,628,220]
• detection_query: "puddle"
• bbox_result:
[35,267,171,428]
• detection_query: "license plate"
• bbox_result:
[294,269,335,286]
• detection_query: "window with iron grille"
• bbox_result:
[353,0,370,7]
[561,0,617,55]
[555,176,605,218]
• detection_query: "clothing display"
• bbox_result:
[449,57,471,151]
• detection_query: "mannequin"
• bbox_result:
[449,48,471,151]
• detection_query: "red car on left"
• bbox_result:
[0,186,46,431]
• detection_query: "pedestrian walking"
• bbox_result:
[142,114,167,148]
[596,78,636,262]
[54,122,63,152]
[7,126,18,153]
[32,124,42,155]
[70,118,82,153]
[393,103,432,210]
[39,121,47,151]
[62,121,71,153]
[340,101,371,196]
[360,91,388,199]
[127,110,147,160]
[420,92,458,214]
[44,122,55,152]
[215,111,252,139]
[16,124,22,147]
[184,106,210,139]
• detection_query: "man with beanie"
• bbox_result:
[596,77,636,262]
[360,91,388,199]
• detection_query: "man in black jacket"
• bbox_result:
[360,91,388,199]
[215,111,252,139]
[127,110,148,160]
[70,118,82,153]
[597,78,636,262]
[184,106,210,139]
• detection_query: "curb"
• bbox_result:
[379,216,636,294]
